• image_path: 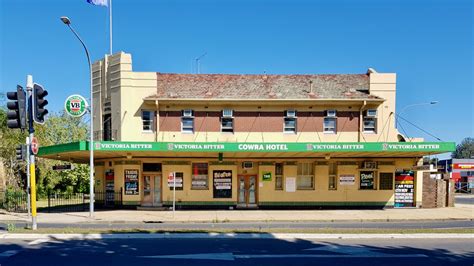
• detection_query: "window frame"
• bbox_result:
[363,109,377,133]
[181,110,195,133]
[275,163,284,190]
[323,117,337,134]
[328,162,337,190]
[379,172,394,190]
[221,117,234,133]
[283,110,297,134]
[191,162,209,190]
[297,162,314,190]
[141,110,155,132]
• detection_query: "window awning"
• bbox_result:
[38,141,455,164]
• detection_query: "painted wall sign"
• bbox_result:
[213,170,232,198]
[339,175,355,185]
[64,94,88,118]
[262,172,272,181]
[124,169,139,195]
[90,141,455,153]
[394,169,415,208]
[285,177,296,192]
[360,171,375,189]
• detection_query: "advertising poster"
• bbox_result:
[395,169,415,207]
[339,175,355,185]
[213,170,232,198]
[167,172,183,190]
[360,171,374,189]
[285,177,296,192]
[124,169,139,195]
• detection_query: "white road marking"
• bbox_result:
[28,238,50,245]
[141,253,235,260]
[2,233,473,240]
[0,250,19,257]
[138,252,428,260]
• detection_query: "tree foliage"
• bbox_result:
[452,137,474,159]
[0,109,90,196]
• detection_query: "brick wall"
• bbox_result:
[422,173,454,208]
[158,111,360,132]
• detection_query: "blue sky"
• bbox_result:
[0,0,472,145]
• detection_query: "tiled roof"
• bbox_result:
[146,73,381,100]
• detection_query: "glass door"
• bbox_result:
[237,175,258,208]
[153,175,162,206]
[142,175,153,206]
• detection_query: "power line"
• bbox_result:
[396,114,443,141]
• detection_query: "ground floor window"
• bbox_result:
[275,163,283,190]
[360,171,375,189]
[379,172,394,190]
[192,163,209,189]
[168,172,183,190]
[328,162,337,190]
[297,162,314,189]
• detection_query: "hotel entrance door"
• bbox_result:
[142,175,162,206]
[238,175,258,208]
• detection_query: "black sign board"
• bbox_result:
[360,171,375,189]
[213,170,232,198]
[52,164,74,171]
[124,169,139,195]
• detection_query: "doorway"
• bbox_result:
[142,175,162,206]
[238,175,258,208]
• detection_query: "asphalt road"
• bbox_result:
[455,194,474,205]
[0,237,472,265]
[1,220,473,232]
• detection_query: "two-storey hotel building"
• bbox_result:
[39,52,454,209]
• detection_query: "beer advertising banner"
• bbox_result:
[395,169,415,208]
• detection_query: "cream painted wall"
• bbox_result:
[161,163,238,203]
[92,52,408,143]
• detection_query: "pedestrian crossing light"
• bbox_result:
[32,83,49,124]
[6,85,27,129]
[16,145,26,161]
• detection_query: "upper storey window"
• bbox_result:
[323,110,337,134]
[141,110,154,132]
[363,109,377,133]
[181,109,194,133]
[284,110,297,133]
[221,109,234,133]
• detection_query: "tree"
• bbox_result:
[452,137,474,159]
[0,109,90,195]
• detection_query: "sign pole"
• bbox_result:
[26,75,37,230]
[25,136,31,219]
[173,171,176,218]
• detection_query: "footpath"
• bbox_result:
[1,203,473,225]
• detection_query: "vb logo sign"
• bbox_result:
[64,95,88,117]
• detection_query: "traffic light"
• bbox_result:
[32,83,48,124]
[6,85,27,129]
[15,145,26,161]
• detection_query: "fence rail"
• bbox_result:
[455,182,473,194]
[0,189,124,213]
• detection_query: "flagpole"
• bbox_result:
[109,0,112,55]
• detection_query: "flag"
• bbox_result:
[87,0,108,7]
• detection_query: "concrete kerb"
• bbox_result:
[1,233,474,240]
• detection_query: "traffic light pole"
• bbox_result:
[26,136,31,219]
[26,75,37,230]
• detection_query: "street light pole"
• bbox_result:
[396,101,438,129]
[60,16,95,217]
